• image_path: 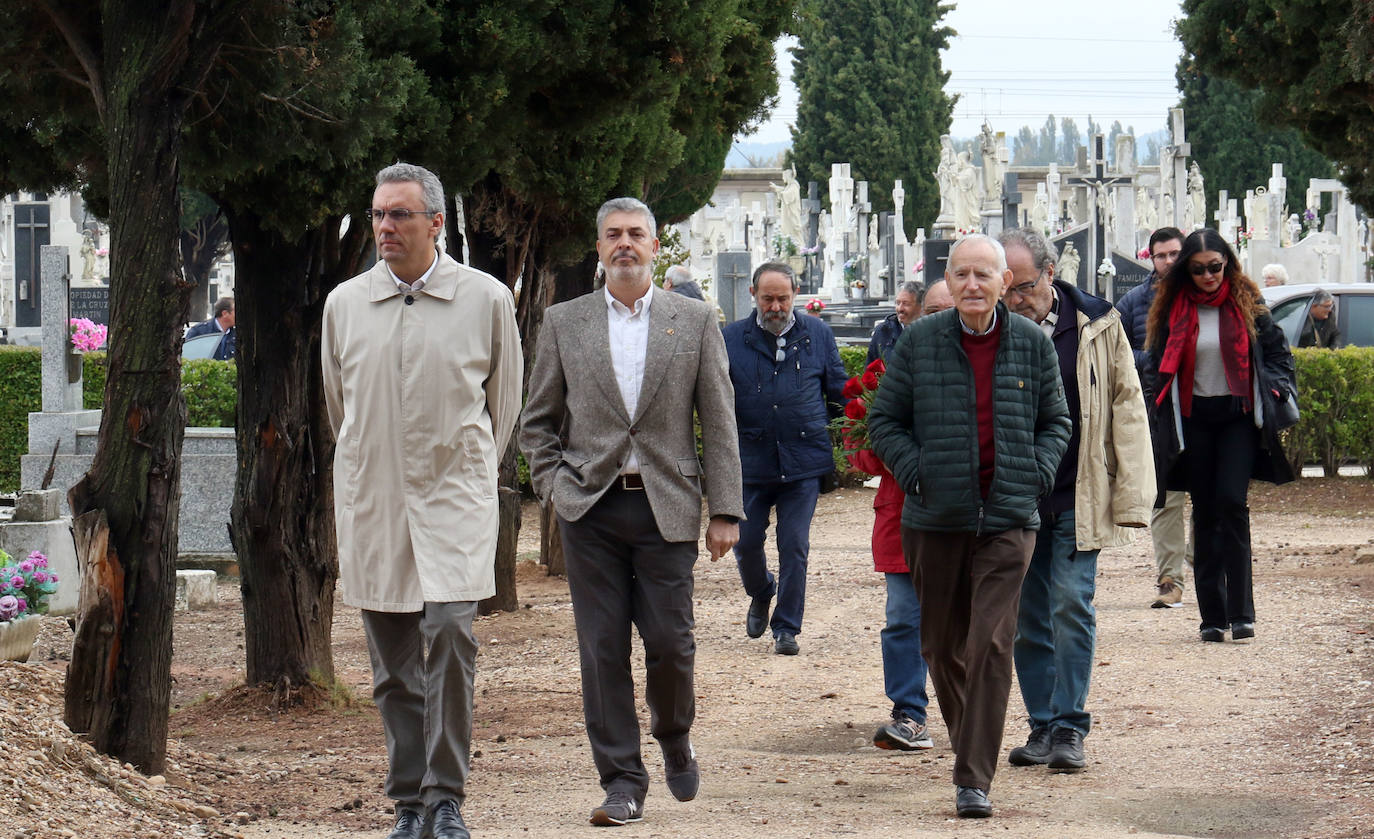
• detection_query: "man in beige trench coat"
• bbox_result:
[323,163,522,839]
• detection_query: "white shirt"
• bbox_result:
[606,283,654,473]
[387,248,439,293]
[1193,306,1231,397]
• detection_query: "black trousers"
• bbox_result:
[559,485,699,800]
[1182,396,1257,629]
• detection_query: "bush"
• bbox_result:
[1288,346,1374,476]
[839,345,867,378]
[0,346,237,492]
[0,347,42,493]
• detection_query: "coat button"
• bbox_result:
[405,296,415,305]
[629,427,638,436]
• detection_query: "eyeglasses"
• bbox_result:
[774,335,787,362]
[364,208,439,222]
[1006,271,1045,298]
[1188,260,1226,277]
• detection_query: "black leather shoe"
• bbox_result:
[387,807,423,839]
[955,785,992,818]
[1200,626,1226,643]
[1008,726,1052,766]
[662,739,700,801]
[746,594,772,638]
[1047,727,1086,772]
[773,632,799,655]
[1230,621,1255,642]
[423,799,469,839]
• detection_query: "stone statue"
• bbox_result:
[867,215,879,253]
[1135,188,1157,236]
[953,150,981,232]
[771,166,803,249]
[1030,185,1051,237]
[1186,162,1205,230]
[1245,188,1270,241]
[80,231,97,280]
[979,122,1001,204]
[1095,181,1116,246]
[1058,242,1081,287]
[1047,163,1061,227]
[936,135,957,222]
[1163,193,1176,230]
[1285,213,1301,247]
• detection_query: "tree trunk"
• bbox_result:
[181,210,228,322]
[480,443,522,615]
[223,209,369,688]
[64,1,226,774]
[540,501,565,576]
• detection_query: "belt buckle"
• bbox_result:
[620,474,644,491]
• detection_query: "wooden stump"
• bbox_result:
[63,510,124,739]
[541,501,565,576]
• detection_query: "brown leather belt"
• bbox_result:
[617,473,645,491]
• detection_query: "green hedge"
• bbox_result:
[1286,346,1374,476]
[0,347,237,492]
[840,345,867,378]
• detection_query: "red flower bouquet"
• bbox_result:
[832,358,886,454]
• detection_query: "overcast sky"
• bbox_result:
[742,0,1185,146]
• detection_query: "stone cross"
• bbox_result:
[802,181,822,249]
[40,245,82,412]
[1163,108,1191,229]
[1065,134,1136,292]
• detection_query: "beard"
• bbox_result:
[760,309,790,335]
[605,260,650,286]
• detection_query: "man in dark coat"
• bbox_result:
[184,296,237,360]
[723,261,846,656]
[866,280,924,364]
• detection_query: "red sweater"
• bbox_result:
[961,323,1001,499]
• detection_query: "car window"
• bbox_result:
[1269,295,1312,347]
[182,333,224,360]
[1339,294,1374,347]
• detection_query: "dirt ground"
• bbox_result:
[8,477,1374,839]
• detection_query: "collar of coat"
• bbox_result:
[368,249,459,302]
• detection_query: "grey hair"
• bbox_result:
[948,233,1009,272]
[997,227,1058,272]
[664,264,692,286]
[376,163,445,214]
[1261,263,1289,284]
[597,197,656,236]
[896,280,924,301]
[751,260,800,291]
[1312,288,1334,305]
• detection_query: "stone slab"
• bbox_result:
[27,410,102,460]
[0,518,79,616]
[175,569,218,611]
[13,489,62,522]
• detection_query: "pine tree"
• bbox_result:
[788,0,955,236]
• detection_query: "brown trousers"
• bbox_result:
[902,527,1036,791]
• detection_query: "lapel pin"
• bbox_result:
[666,328,675,335]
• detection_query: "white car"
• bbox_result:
[1261,282,1374,348]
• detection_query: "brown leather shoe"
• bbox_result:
[1151,578,1183,608]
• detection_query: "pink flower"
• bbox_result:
[32,571,47,584]
[28,551,47,567]
[1137,247,1151,260]
[0,595,18,621]
[18,559,34,574]
[9,575,24,590]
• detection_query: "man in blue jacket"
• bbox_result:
[724,261,847,655]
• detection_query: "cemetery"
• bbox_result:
[3,2,1374,836]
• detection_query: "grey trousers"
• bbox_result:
[559,485,698,799]
[361,601,479,811]
[1152,490,1193,588]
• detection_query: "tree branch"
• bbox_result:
[35,0,104,123]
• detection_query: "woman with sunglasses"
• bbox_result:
[1144,228,1296,644]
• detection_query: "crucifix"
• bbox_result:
[1064,134,1135,295]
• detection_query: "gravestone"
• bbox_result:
[1107,252,1151,302]
[69,286,109,327]
[13,203,50,328]
[922,239,953,287]
[40,246,82,413]
[715,252,752,323]
[1051,224,1091,290]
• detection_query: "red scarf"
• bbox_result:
[1156,278,1251,416]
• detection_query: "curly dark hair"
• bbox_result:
[1145,228,1267,351]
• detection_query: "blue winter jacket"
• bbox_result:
[723,312,848,484]
[1113,275,1157,371]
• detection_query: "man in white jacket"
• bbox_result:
[322,163,522,839]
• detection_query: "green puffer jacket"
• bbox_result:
[868,303,1072,534]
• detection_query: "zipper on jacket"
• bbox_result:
[976,503,986,536]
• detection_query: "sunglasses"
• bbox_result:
[1188,260,1226,277]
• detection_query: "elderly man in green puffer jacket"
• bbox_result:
[867,233,1071,821]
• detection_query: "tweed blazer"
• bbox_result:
[519,287,744,542]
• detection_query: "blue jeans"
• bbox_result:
[882,572,929,723]
[1013,510,1098,735]
[734,477,821,637]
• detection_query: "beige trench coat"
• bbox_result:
[1071,305,1156,550]
[322,252,522,610]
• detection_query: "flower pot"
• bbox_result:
[0,615,41,662]
[66,349,84,384]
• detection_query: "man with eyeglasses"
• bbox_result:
[722,261,846,656]
[322,162,522,839]
[866,280,925,364]
[997,228,1154,776]
[521,197,742,827]
[1115,227,1192,609]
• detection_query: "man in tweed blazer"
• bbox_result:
[520,197,743,828]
